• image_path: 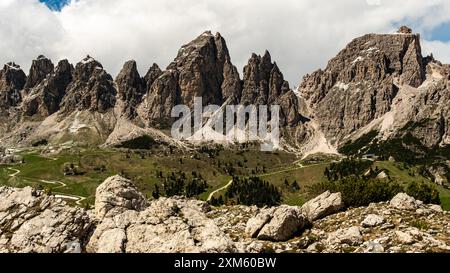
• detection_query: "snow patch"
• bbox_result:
[335,82,350,91]
[6,63,20,70]
[352,56,364,64]
[81,56,95,64]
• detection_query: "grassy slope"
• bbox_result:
[1,148,448,211]
[374,161,450,211]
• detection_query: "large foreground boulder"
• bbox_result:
[245,206,309,242]
[390,193,422,210]
[95,175,148,220]
[301,191,344,221]
[0,187,93,253]
[87,197,236,253]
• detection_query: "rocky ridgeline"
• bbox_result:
[0,175,448,253]
[0,27,447,153]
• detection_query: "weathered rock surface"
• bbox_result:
[209,194,449,253]
[0,186,93,253]
[0,62,26,108]
[299,30,431,147]
[22,59,73,117]
[245,207,275,238]
[138,31,242,128]
[60,56,117,114]
[0,175,448,253]
[390,193,422,210]
[361,214,385,227]
[256,206,308,242]
[241,51,290,106]
[94,175,148,220]
[24,55,54,90]
[301,191,344,221]
[115,60,145,119]
[88,197,237,253]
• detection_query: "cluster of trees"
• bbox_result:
[314,158,441,207]
[312,176,404,207]
[284,179,300,192]
[152,171,210,199]
[118,135,158,150]
[324,159,373,181]
[406,181,440,204]
[62,162,85,176]
[220,176,282,207]
[198,145,223,159]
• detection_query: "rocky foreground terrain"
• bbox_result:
[0,175,448,253]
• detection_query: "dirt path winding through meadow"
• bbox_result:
[6,165,87,206]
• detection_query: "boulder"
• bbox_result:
[245,207,276,238]
[361,214,385,227]
[301,191,344,221]
[0,186,93,253]
[88,197,236,253]
[328,226,363,246]
[256,206,308,242]
[94,175,148,220]
[390,193,421,210]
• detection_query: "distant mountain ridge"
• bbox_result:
[0,27,448,161]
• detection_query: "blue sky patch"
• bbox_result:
[39,0,70,11]
[429,22,450,42]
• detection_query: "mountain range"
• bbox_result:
[0,26,448,163]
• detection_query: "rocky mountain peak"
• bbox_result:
[24,55,54,90]
[397,25,413,34]
[299,31,428,145]
[241,50,290,105]
[0,62,26,108]
[22,59,73,117]
[60,56,116,114]
[143,63,162,89]
[116,60,145,119]
[138,31,241,127]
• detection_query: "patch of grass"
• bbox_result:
[410,220,429,230]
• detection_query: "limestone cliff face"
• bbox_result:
[138,31,242,128]
[241,51,290,106]
[24,55,55,90]
[22,58,73,117]
[298,29,448,149]
[0,62,26,109]
[0,28,447,153]
[60,56,117,114]
[115,60,146,119]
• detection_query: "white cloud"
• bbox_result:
[1,0,450,85]
[423,40,450,64]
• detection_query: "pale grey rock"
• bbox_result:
[257,206,308,242]
[0,186,92,253]
[245,207,276,238]
[94,175,148,220]
[88,197,236,253]
[301,191,344,221]
[429,204,444,213]
[390,193,420,210]
[358,241,385,253]
[396,230,415,245]
[361,214,385,227]
[328,226,363,246]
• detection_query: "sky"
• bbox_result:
[1,0,450,86]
